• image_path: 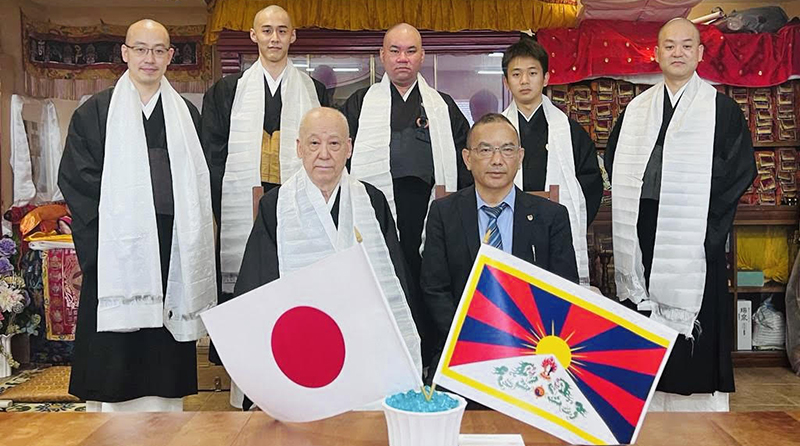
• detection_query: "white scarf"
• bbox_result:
[503,97,590,285]
[276,169,422,374]
[611,72,716,337]
[97,71,216,341]
[220,60,320,292]
[350,74,457,225]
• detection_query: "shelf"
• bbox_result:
[753,141,800,148]
[732,350,790,367]
[589,205,799,228]
[595,141,800,151]
[730,285,786,293]
[733,205,800,226]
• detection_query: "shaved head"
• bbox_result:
[380,23,425,87]
[655,17,704,85]
[383,23,422,48]
[299,107,349,139]
[122,19,173,90]
[658,17,700,45]
[126,19,170,47]
[253,5,292,30]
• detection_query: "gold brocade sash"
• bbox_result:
[260,130,281,184]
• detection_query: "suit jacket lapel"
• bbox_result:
[458,186,481,259]
[512,188,536,264]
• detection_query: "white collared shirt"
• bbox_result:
[141,89,162,119]
[666,82,688,108]
[260,62,287,96]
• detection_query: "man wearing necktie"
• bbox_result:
[420,113,579,379]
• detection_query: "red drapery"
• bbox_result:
[538,19,800,87]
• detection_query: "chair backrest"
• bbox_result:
[434,184,559,203]
[253,186,264,221]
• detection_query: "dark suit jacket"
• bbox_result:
[420,185,579,375]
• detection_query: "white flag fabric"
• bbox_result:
[201,244,421,422]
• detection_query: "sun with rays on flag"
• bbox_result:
[434,246,677,446]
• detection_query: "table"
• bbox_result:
[1,410,799,445]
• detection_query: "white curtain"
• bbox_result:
[10,94,77,206]
[10,95,36,206]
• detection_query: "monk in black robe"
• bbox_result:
[232,107,421,410]
[341,23,471,368]
[501,39,602,224]
[58,20,212,410]
[201,6,328,367]
[605,19,756,410]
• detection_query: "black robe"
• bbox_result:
[518,107,604,224]
[341,83,472,367]
[605,89,757,395]
[212,181,416,384]
[58,88,202,402]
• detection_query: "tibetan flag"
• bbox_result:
[201,245,421,422]
[434,245,678,445]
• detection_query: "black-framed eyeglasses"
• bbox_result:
[470,144,520,159]
[122,44,171,58]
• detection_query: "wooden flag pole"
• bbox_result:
[421,383,437,402]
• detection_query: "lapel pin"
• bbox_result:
[527,214,534,221]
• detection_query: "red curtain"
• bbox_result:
[538,19,800,87]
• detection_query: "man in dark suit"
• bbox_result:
[420,113,579,377]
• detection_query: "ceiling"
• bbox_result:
[29,0,206,7]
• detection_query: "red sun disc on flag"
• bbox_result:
[271,306,346,388]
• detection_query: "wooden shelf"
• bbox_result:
[590,205,799,228]
[753,141,800,148]
[595,141,800,151]
[729,285,786,293]
[732,350,790,367]
[734,205,800,226]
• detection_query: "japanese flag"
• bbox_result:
[201,245,421,422]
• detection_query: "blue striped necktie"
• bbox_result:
[481,203,509,250]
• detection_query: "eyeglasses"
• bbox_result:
[470,144,520,159]
[123,44,171,58]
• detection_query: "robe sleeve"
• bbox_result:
[57,96,106,272]
[312,78,331,107]
[441,93,474,189]
[232,192,281,298]
[341,88,366,140]
[604,111,625,181]
[200,78,235,228]
[570,120,603,224]
[548,203,581,283]
[419,199,456,375]
[706,95,756,259]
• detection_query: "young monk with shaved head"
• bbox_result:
[201,6,329,377]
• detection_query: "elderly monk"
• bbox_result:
[605,18,756,412]
[58,19,216,412]
[341,23,472,369]
[233,107,422,408]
